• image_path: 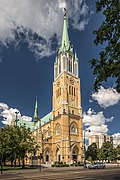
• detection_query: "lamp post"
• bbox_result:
[83,129,91,168]
[15,111,19,127]
[39,131,43,171]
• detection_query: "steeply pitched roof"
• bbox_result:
[59,11,70,53]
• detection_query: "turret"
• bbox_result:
[34,97,39,122]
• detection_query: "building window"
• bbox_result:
[63,57,66,70]
[74,88,75,96]
[59,59,61,74]
[69,85,71,94]
[56,124,61,135]
[72,86,73,95]
[71,124,77,134]
[68,58,72,73]
[72,110,74,114]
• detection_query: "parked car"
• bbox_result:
[88,162,105,169]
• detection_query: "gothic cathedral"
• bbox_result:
[17,11,83,165]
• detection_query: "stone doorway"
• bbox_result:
[56,148,61,162]
[45,150,50,163]
[72,146,79,162]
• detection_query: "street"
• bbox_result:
[0,167,120,180]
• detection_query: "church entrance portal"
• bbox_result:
[56,149,61,162]
[45,150,50,163]
[72,146,79,162]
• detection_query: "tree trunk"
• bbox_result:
[3,157,6,166]
[18,157,21,166]
[22,157,25,169]
[22,151,25,169]
[11,160,13,167]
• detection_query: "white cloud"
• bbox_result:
[0,0,91,59]
[20,116,32,122]
[92,86,120,108]
[112,133,120,147]
[1,108,21,125]
[0,102,9,110]
[0,102,32,125]
[83,108,113,135]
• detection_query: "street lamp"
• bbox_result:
[15,111,19,127]
[39,128,43,171]
[83,129,91,168]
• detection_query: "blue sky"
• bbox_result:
[0,0,120,145]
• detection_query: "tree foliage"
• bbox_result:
[86,142,98,161]
[90,0,120,92]
[97,141,117,161]
[0,126,38,168]
[86,141,120,162]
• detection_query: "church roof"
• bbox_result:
[59,10,70,53]
[17,112,52,131]
[40,112,52,126]
[17,119,35,131]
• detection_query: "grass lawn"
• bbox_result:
[1,166,22,171]
[1,165,39,171]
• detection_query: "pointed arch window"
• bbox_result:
[63,56,66,70]
[74,88,76,96]
[68,59,72,73]
[59,59,61,74]
[70,124,77,134]
[69,85,71,94]
[56,124,61,135]
[72,86,73,95]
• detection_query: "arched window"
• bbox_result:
[71,124,77,134]
[63,57,66,70]
[74,88,75,96]
[59,60,61,74]
[72,86,73,95]
[69,59,72,73]
[69,85,71,94]
[56,124,61,135]
[69,60,71,72]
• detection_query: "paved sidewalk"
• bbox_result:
[0,163,119,175]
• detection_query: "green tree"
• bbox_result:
[0,126,38,168]
[98,141,117,162]
[90,0,120,92]
[86,143,98,161]
[115,145,120,160]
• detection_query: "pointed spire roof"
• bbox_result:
[34,97,39,122]
[59,9,70,52]
[75,51,78,61]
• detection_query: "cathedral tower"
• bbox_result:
[52,10,83,163]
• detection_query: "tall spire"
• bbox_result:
[61,9,70,51]
[34,97,39,122]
